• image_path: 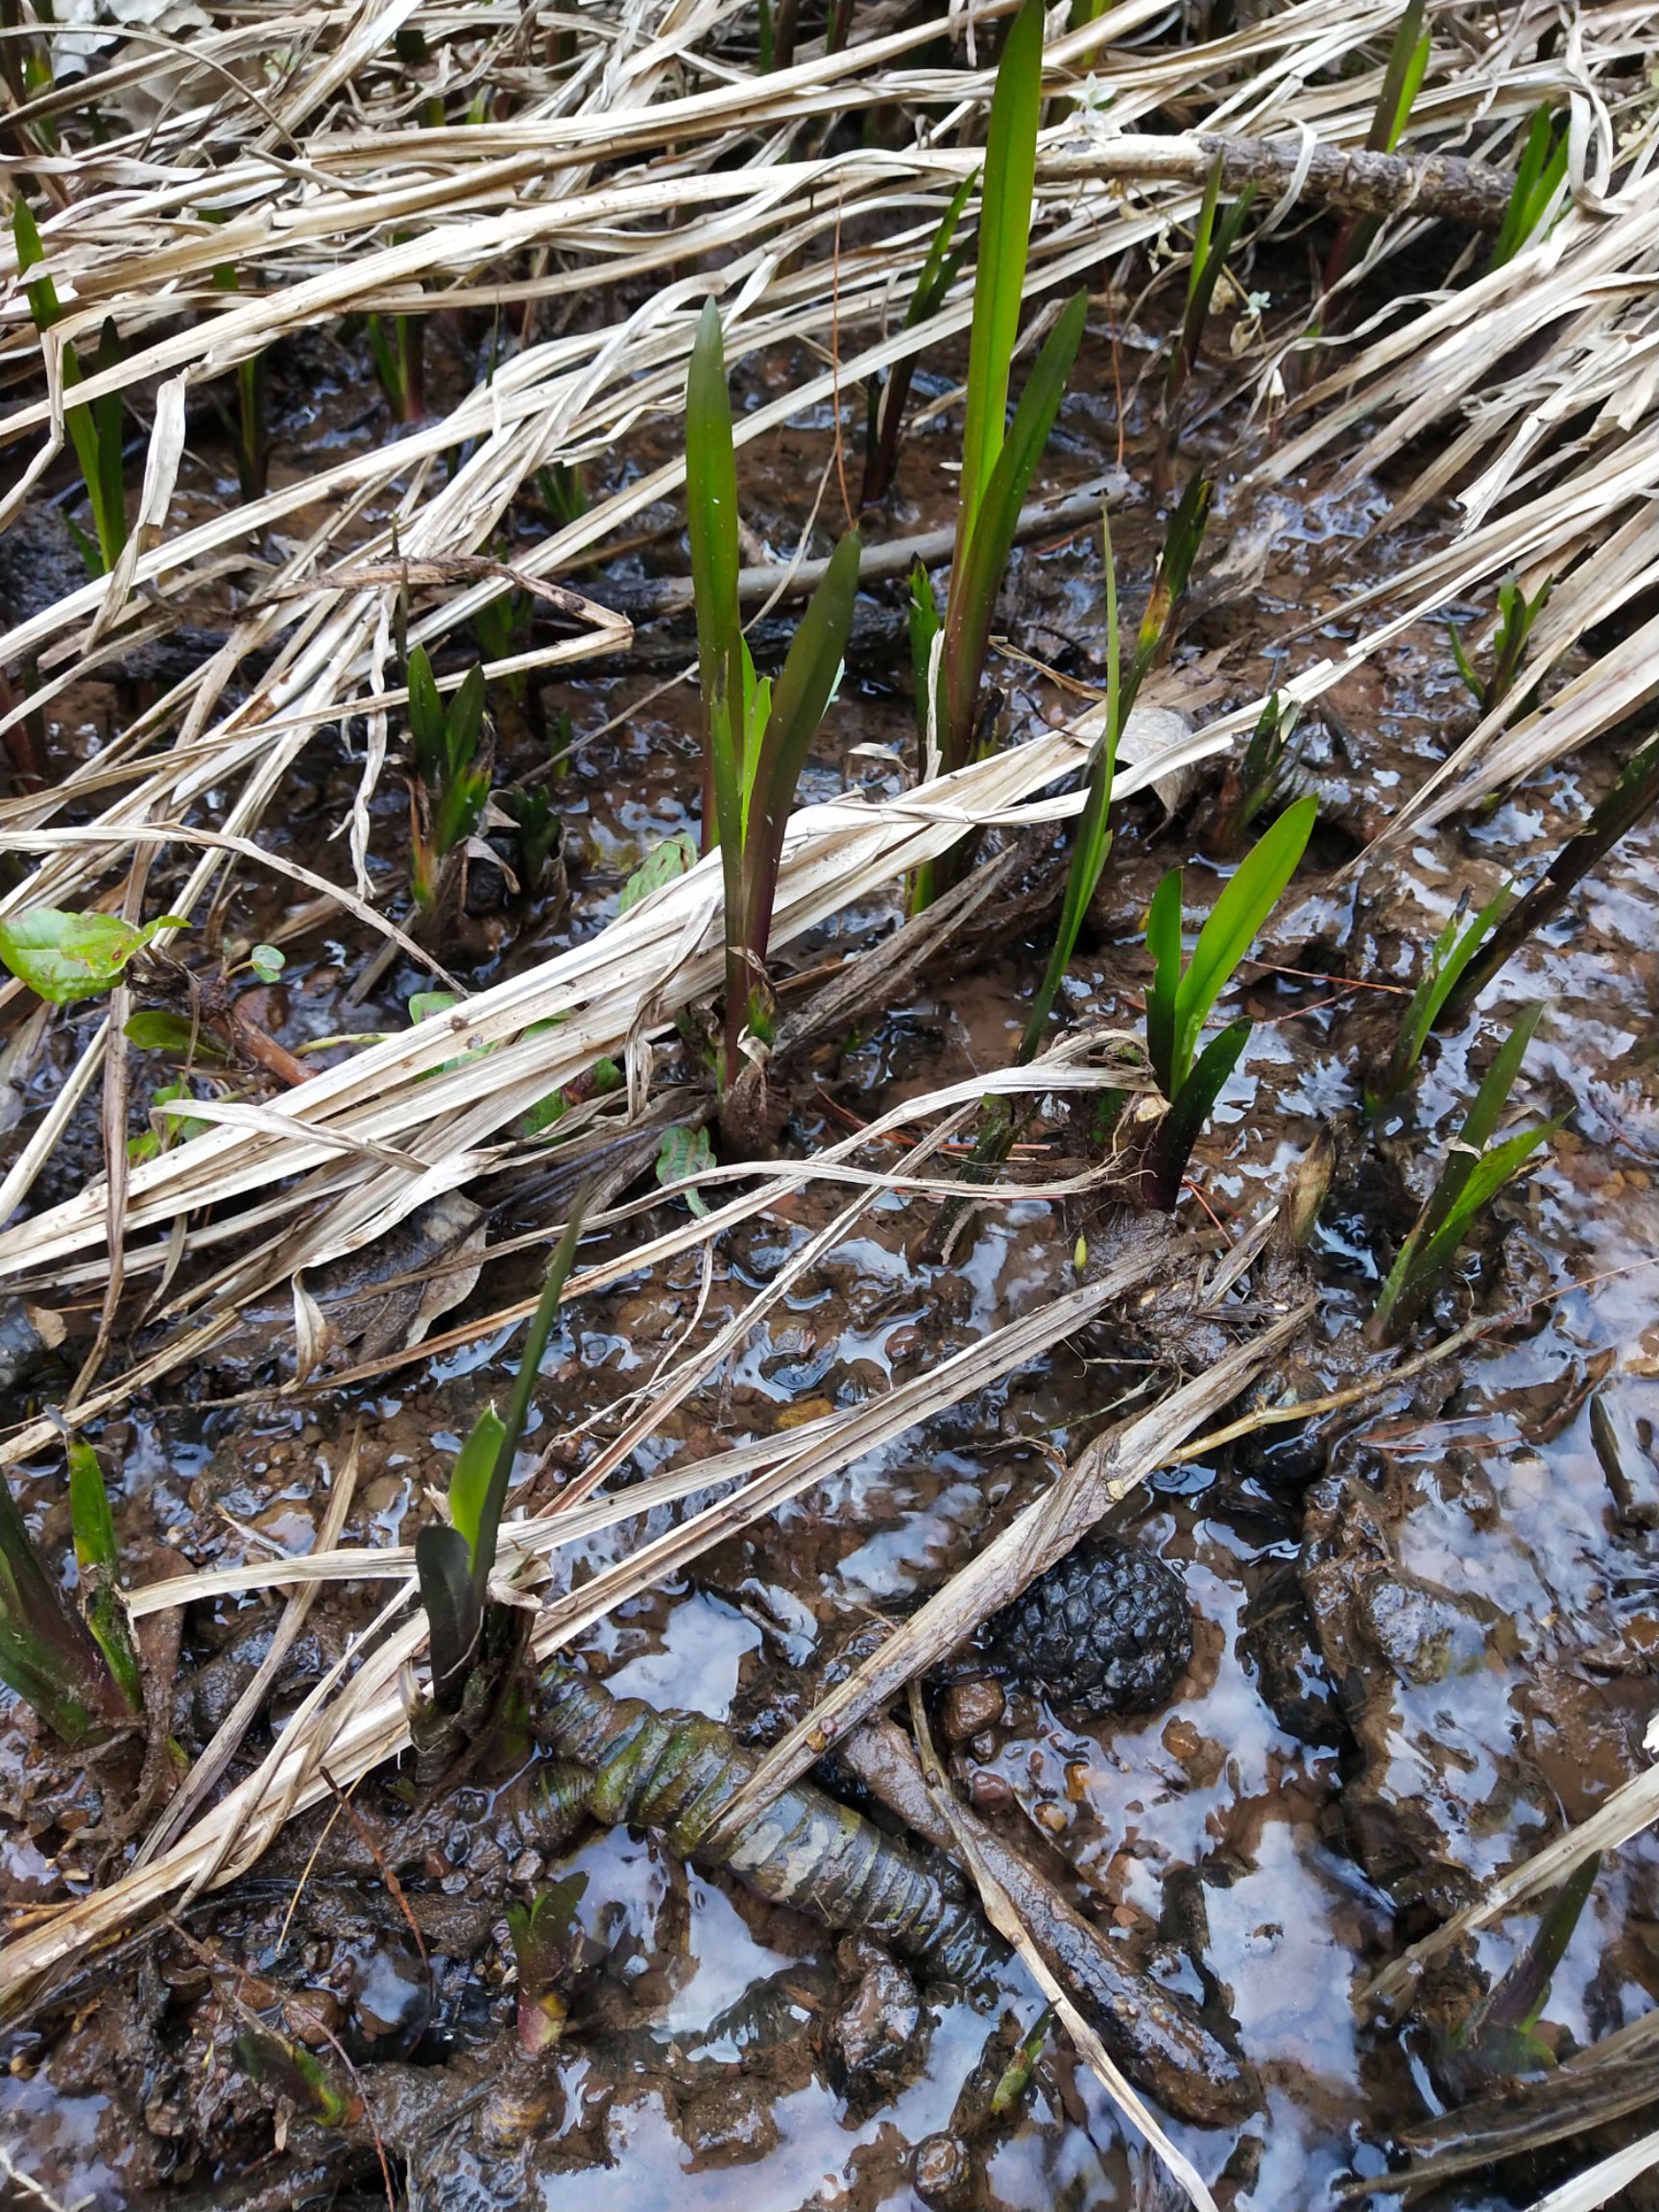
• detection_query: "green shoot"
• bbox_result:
[500,786,563,897]
[861,170,975,509]
[1206,690,1301,858]
[416,1195,587,1713]
[366,311,425,424]
[13,200,129,574]
[1452,1853,1599,2085]
[1364,881,1516,1117]
[0,907,188,1003]
[234,2029,361,2128]
[656,1121,714,1215]
[1322,0,1430,296]
[1492,106,1569,268]
[210,255,270,500]
[538,461,587,529]
[685,301,860,1095]
[405,647,490,908]
[1159,157,1257,488]
[1019,484,1209,1064]
[1368,1003,1561,1342]
[1448,573,1552,717]
[991,2007,1055,2118]
[505,1873,589,2055]
[0,1462,137,1746]
[473,584,532,706]
[1441,727,1659,1025]
[67,1441,143,1714]
[1137,794,1317,1209]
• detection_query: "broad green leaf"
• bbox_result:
[944,291,1087,770]
[124,1011,228,1058]
[447,1407,507,1564]
[656,1122,714,1216]
[618,831,697,914]
[0,908,185,1003]
[408,990,459,1023]
[956,0,1045,549]
[1167,794,1316,1094]
[250,944,285,983]
[445,662,488,778]
[0,1468,129,1745]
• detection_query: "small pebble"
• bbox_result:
[940,1678,1005,1744]
[912,2130,976,2211]
[968,1771,1013,1813]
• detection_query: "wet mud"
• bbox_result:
[5,275,1659,2212]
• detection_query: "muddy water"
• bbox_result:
[5,306,1659,2212]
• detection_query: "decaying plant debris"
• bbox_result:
[5,0,1659,2207]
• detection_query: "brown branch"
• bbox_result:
[1045,131,1516,230]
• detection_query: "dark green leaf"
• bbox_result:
[1143,868,1184,1096]
[1145,1018,1251,1209]
[416,1522,481,1713]
[0,908,184,1003]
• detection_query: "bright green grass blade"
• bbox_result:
[686,299,745,861]
[944,290,1086,769]
[1169,792,1316,1093]
[954,0,1045,557]
[1368,0,1428,153]
[1367,879,1517,1115]
[1374,1115,1561,1340]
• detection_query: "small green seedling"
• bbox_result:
[861,170,975,509]
[1206,689,1301,858]
[1368,1003,1561,1342]
[505,1872,589,2055]
[1491,106,1570,269]
[1137,793,1317,1209]
[1365,881,1516,1117]
[233,2028,361,2128]
[13,200,128,575]
[685,300,859,1095]
[0,1448,141,1747]
[500,786,563,898]
[1159,156,1257,490]
[1449,573,1552,717]
[1443,1853,1599,2092]
[656,1120,714,1216]
[0,907,188,1002]
[1019,480,1212,1065]
[405,646,491,909]
[415,1196,587,1716]
[618,831,697,915]
[991,2007,1055,2119]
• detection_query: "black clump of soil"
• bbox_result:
[987,1534,1193,1716]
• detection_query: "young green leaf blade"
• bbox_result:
[1143,868,1185,1097]
[943,290,1087,770]
[469,1195,588,1607]
[1169,793,1316,1093]
[0,908,152,1003]
[447,1407,507,1565]
[1374,1115,1562,1340]
[0,1470,128,1744]
[67,1442,142,1713]
[1144,1018,1251,1210]
[745,529,861,958]
[686,299,745,861]
[955,0,1046,557]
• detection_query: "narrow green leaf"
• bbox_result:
[1367,880,1517,1114]
[686,299,744,859]
[909,169,976,325]
[445,662,488,780]
[944,291,1087,769]
[956,0,1046,550]
[1143,868,1185,1097]
[447,1407,507,1563]
[745,530,861,962]
[1168,793,1316,1093]
[407,644,445,776]
[1368,0,1428,152]
[124,1011,228,1058]
[469,1198,587,1606]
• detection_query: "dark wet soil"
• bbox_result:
[5,254,1659,2212]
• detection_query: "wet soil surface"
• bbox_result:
[5,283,1659,2212]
